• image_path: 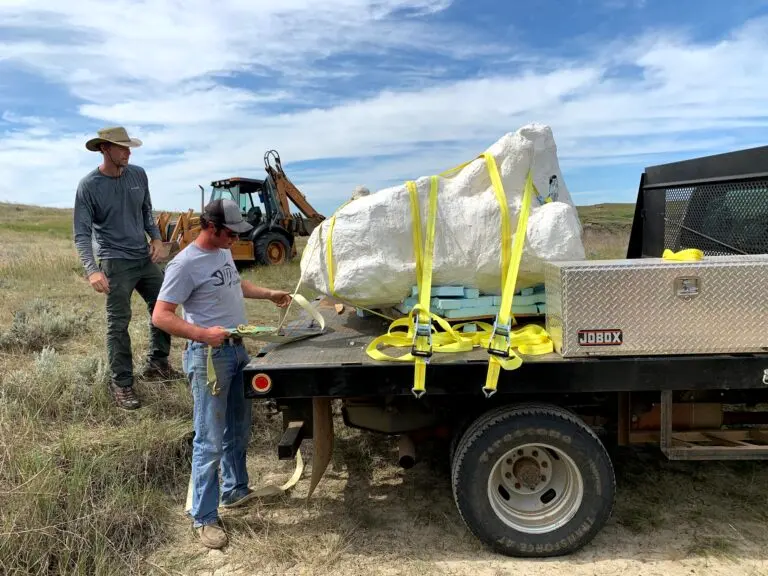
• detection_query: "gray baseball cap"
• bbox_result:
[203,199,253,234]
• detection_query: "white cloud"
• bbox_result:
[1,111,44,125]
[0,2,766,215]
[79,84,290,126]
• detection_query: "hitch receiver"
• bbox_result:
[278,420,306,460]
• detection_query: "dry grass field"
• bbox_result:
[1,201,767,576]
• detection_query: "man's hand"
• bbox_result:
[270,290,292,308]
[88,271,110,294]
[200,326,231,347]
[149,239,165,263]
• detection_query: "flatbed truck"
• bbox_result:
[242,145,768,558]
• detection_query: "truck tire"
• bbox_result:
[254,232,291,266]
[451,402,615,558]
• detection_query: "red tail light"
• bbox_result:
[251,373,272,394]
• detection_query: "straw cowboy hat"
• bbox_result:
[85,126,143,152]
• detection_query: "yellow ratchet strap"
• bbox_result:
[483,169,553,398]
[365,176,473,397]
[409,175,439,397]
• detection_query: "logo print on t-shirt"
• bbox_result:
[211,263,239,287]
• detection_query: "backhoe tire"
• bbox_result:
[254,232,291,266]
[451,402,615,558]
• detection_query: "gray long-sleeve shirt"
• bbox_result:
[73,164,162,276]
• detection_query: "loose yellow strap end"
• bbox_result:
[663,248,704,261]
[206,346,220,396]
[412,361,427,398]
[483,360,502,398]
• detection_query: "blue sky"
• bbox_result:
[0,0,767,216]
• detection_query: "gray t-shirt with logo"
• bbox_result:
[157,243,247,330]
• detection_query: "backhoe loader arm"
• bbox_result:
[264,150,325,224]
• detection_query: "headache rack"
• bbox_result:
[627,145,768,259]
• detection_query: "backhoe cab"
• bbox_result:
[156,150,325,266]
[208,176,294,265]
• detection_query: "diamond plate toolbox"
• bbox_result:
[544,255,768,357]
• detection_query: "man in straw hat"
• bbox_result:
[73,126,178,410]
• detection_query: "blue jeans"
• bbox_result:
[183,340,252,527]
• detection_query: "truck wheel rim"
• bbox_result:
[487,443,583,534]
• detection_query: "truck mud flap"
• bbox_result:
[308,397,334,499]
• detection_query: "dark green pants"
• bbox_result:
[100,257,171,388]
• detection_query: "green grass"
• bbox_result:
[576,202,635,229]
[0,418,191,575]
[0,202,74,239]
[0,299,94,353]
[3,220,74,239]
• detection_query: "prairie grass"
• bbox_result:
[0,299,93,353]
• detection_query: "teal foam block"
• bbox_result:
[431,298,461,311]
[444,305,499,319]
[513,303,543,315]
[401,283,546,317]
[432,296,495,310]
[396,297,418,314]
[411,285,465,298]
[485,283,545,300]
[519,285,544,297]
[462,323,477,333]
[442,303,546,319]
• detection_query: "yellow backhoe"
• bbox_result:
[156,150,325,266]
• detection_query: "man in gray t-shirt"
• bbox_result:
[74,127,177,411]
[155,243,249,331]
[152,198,290,550]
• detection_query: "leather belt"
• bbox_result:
[185,335,243,349]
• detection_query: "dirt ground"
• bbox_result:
[148,407,768,576]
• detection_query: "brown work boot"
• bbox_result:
[108,381,140,410]
[142,359,183,381]
[196,523,228,549]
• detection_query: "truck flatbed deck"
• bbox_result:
[244,300,768,399]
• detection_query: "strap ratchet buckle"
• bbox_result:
[410,317,433,359]
[487,318,512,358]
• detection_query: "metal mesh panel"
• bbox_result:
[663,179,768,255]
